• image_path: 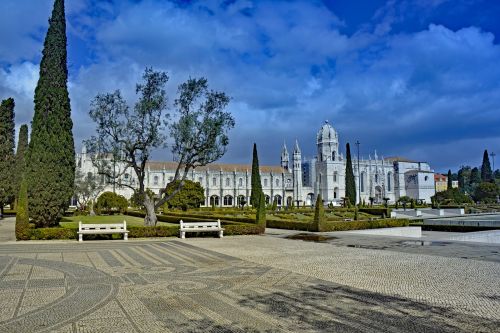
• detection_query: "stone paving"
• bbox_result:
[0,224,498,332]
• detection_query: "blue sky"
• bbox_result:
[0,0,499,173]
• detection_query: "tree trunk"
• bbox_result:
[89,200,96,216]
[144,195,157,226]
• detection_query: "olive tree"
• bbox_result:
[86,68,234,226]
[74,169,105,215]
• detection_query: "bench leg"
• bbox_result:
[124,233,128,241]
[219,230,223,238]
[78,234,83,242]
[180,231,185,239]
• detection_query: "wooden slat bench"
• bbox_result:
[78,221,128,242]
[179,219,224,239]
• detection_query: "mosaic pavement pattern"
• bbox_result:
[0,240,499,332]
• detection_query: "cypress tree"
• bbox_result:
[447,169,453,190]
[470,167,481,186]
[26,0,75,227]
[14,125,29,207]
[255,191,266,229]
[312,194,325,232]
[0,98,16,216]
[250,143,262,207]
[345,143,356,206]
[481,150,492,181]
[16,178,29,225]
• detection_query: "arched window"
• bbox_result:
[265,195,270,205]
[237,195,246,206]
[387,172,392,191]
[210,195,219,206]
[153,176,159,185]
[375,174,379,183]
[264,178,268,187]
[334,187,339,199]
[276,179,280,187]
[238,178,243,187]
[361,172,365,192]
[332,151,336,161]
[226,178,230,187]
[333,172,337,182]
[224,195,233,206]
[212,177,217,186]
[274,195,282,206]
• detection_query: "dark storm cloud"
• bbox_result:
[0,0,498,172]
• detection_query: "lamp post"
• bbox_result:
[491,152,496,175]
[355,140,361,206]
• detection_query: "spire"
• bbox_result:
[294,139,301,154]
[282,141,288,155]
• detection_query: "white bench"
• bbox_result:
[78,221,128,242]
[179,219,224,239]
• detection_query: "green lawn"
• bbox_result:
[59,215,176,228]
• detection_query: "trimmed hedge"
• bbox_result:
[16,223,77,240]
[359,208,392,217]
[267,218,408,232]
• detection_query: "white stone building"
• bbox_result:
[76,121,435,207]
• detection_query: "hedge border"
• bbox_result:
[267,218,408,232]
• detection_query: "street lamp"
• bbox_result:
[491,152,496,174]
[355,140,361,206]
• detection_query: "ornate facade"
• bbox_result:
[76,121,436,207]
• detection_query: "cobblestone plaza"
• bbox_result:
[0,218,499,332]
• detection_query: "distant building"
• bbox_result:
[434,174,448,192]
[434,174,458,192]
[77,121,436,206]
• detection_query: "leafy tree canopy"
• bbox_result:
[473,182,499,203]
[95,192,128,214]
[163,180,205,211]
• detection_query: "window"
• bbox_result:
[264,178,268,187]
[153,176,159,185]
[212,177,217,186]
[238,178,243,187]
[124,173,129,180]
[226,178,230,187]
[274,195,282,206]
[210,195,219,206]
[387,173,392,191]
[361,172,365,192]
[333,172,337,182]
[332,151,336,161]
[425,176,429,181]
[265,195,270,205]
[168,176,173,182]
[198,177,203,184]
[224,195,233,206]
[237,195,246,206]
[375,174,378,183]
[276,179,280,187]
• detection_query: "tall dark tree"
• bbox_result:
[14,125,29,206]
[447,169,453,190]
[470,167,481,186]
[481,149,493,181]
[345,143,356,205]
[250,143,263,207]
[26,0,75,227]
[0,98,16,217]
[457,166,471,192]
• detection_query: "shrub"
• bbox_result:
[359,207,391,217]
[268,218,408,232]
[96,192,128,214]
[312,194,325,231]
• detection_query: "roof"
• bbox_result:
[434,174,447,181]
[385,156,418,163]
[146,161,288,173]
